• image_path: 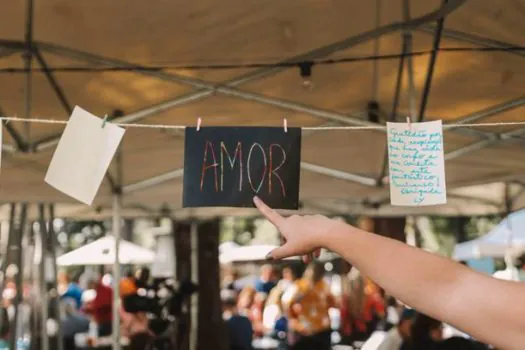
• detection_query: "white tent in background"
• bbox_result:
[57,235,155,266]
[453,209,525,261]
[219,244,298,264]
[219,241,240,254]
[151,234,175,278]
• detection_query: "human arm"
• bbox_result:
[253,196,525,350]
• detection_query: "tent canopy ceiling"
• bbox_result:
[1,0,525,218]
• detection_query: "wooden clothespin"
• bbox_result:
[283,118,288,133]
[196,117,202,131]
[101,114,108,128]
[406,116,412,131]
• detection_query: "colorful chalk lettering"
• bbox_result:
[183,127,301,209]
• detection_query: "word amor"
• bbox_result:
[200,141,288,196]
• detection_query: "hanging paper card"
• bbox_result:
[183,127,301,209]
[45,106,125,205]
[387,120,446,206]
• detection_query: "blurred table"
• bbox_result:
[253,336,280,350]
[74,333,129,349]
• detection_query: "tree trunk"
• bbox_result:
[357,216,406,242]
[173,219,227,350]
[374,217,407,242]
[456,217,468,243]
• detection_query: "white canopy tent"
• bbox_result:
[56,235,155,266]
[219,244,299,264]
[453,209,525,261]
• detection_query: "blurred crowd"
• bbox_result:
[220,262,489,350]
[56,267,156,349]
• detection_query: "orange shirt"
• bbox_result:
[284,279,335,335]
[120,277,138,297]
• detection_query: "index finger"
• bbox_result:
[253,196,285,228]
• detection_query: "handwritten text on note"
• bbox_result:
[387,120,446,206]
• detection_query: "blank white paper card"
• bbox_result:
[45,106,125,205]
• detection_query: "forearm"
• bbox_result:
[324,223,525,348]
[325,225,461,314]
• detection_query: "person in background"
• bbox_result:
[237,286,256,317]
[83,279,113,336]
[401,313,443,350]
[284,261,334,350]
[384,296,401,331]
[255,265,276,294]
[339,269,362,343]
[120,270,138,298]
[378,308,414,350]
[101,268,113,287]
[0,307,9,349]
[222,266,240,293]
[59,273,84,309]
[263,287,288,349]
[436,337,489,350]
[339,269,384,343]
[263,287,286,334]
[250,292,267,338]
[281,267,299,313]
[279,266,297,291]
[61,298,90,350]
[363,277,386,334]
[222,289,253,350]
[78,268,95,291]
[134,267,151,289]
[120,303,152,350]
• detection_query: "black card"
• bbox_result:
[183,127,301,209]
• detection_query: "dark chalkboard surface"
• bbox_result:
[183,127,301,209]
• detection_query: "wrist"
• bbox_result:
[323,221,356,253]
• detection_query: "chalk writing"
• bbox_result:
[387,120,447,206]
[220,141,242,191]
[200,141,218,192]
[269,144,286,196]
[247,143,267,193]
[200,141,287,196]
[183,126,301,209]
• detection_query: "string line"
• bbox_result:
[1,46,525,73]
[1,116,525,131]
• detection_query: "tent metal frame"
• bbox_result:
[0,0,523,207]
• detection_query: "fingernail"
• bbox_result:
[265,252,274,261]
[253,196,260,203]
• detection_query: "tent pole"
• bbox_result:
[38,203,49,350]
[189,220,199,350]
[48,204,63,350]
[417,0,447,122]
[376,0,409,183]
[0,204,16,343]
[22,0,34,144]
[112,192,122,350]
[371,0,381,102]
[9,203,27,350]
[112,146,123,350]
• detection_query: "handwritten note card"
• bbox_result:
[183,127,301,209]
[45,106,125,205]
[387,120,446,206]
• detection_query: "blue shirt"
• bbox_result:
[254,280,276,294]
[61,283,83,309]
[226,315,253,350]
